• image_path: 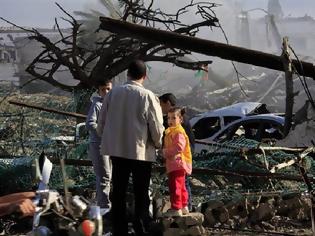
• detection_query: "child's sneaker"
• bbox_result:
[164,208,182,217]
[182,206,189,215]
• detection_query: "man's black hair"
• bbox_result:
[127,60,147,80]
[95,79,112,88]
[159,93,177,106]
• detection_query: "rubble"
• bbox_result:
[155,187,312,235]
[179,70,315,117]
[162,213,206,236]
[277,104,315,147]
[1,89,315,235]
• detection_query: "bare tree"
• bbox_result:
[2,0,220,92]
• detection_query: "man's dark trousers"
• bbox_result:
[111,156,152,236]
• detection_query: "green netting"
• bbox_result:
[193,136,313,176]
[192,136,314,196]
[0,157,33,194]
[0,86,95,194]
[0,83,314,199]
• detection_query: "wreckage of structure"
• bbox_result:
[0,90,314,235]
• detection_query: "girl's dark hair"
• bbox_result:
[168,106,186,117]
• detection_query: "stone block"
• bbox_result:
[162,217,174,229]
[212,206,229,223]
[261,221,276,231]
[250,203,274,223]
[174,216,186,229]
[206,200,224,209]
[186,225,206,236]
[163,228,185,236]
[204,208,216,226]
[161,199,172,213]
[184,212,204,226]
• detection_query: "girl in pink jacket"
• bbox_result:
[163,107,192,217]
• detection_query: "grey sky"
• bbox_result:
[241,0,315,17]
[0,0,95,28]
[0,0,314,28]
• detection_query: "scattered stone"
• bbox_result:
[225,219,235,228]
[261,221,276,231]
[163,228,185,236]
[204,208,216,226]
[185,212,204,226]
[190,177,207,188]
[213,206,229,223]
[161,199,172,214]
[250,203,274,223]
[186,225,207,236]
[206,200,224,210]
[162,217,174,229]
[161,210,205,235]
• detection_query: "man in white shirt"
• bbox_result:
[97,60,164,236]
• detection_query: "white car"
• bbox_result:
[189,103,284,153]
[190,102,270,140]
[208,114,284,141]
[193,114,285,153]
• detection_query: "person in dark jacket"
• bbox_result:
[159,93,195,211]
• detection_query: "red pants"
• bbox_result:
[168,169,188,210]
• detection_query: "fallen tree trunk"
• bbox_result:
[46,157,304,182]
[9,100,87,119]
[99,17,315,80]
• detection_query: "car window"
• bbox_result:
[243,121,261,140]
[260,121,284,140]
[214,126,237,142]
[214,120,262,142]
[223,116,241,125]
[215,119,284,142]
[193,117,221,139]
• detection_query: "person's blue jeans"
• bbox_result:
[185,175,192,211]
[88,142,111,208]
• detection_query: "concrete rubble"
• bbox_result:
[156,190,312,235]
[162,213,206,236]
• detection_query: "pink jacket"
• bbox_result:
[163,125,192,175]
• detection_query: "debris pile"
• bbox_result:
[179,69,315,116]
[162,212,206,236]
[202,193,311,231]
[277,103,315,147]
[0,89,314,235]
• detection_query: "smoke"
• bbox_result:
[146,0,315,106]
[78,0,315,111]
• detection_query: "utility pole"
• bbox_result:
[99,17,315,80]
[281,37,294,137]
